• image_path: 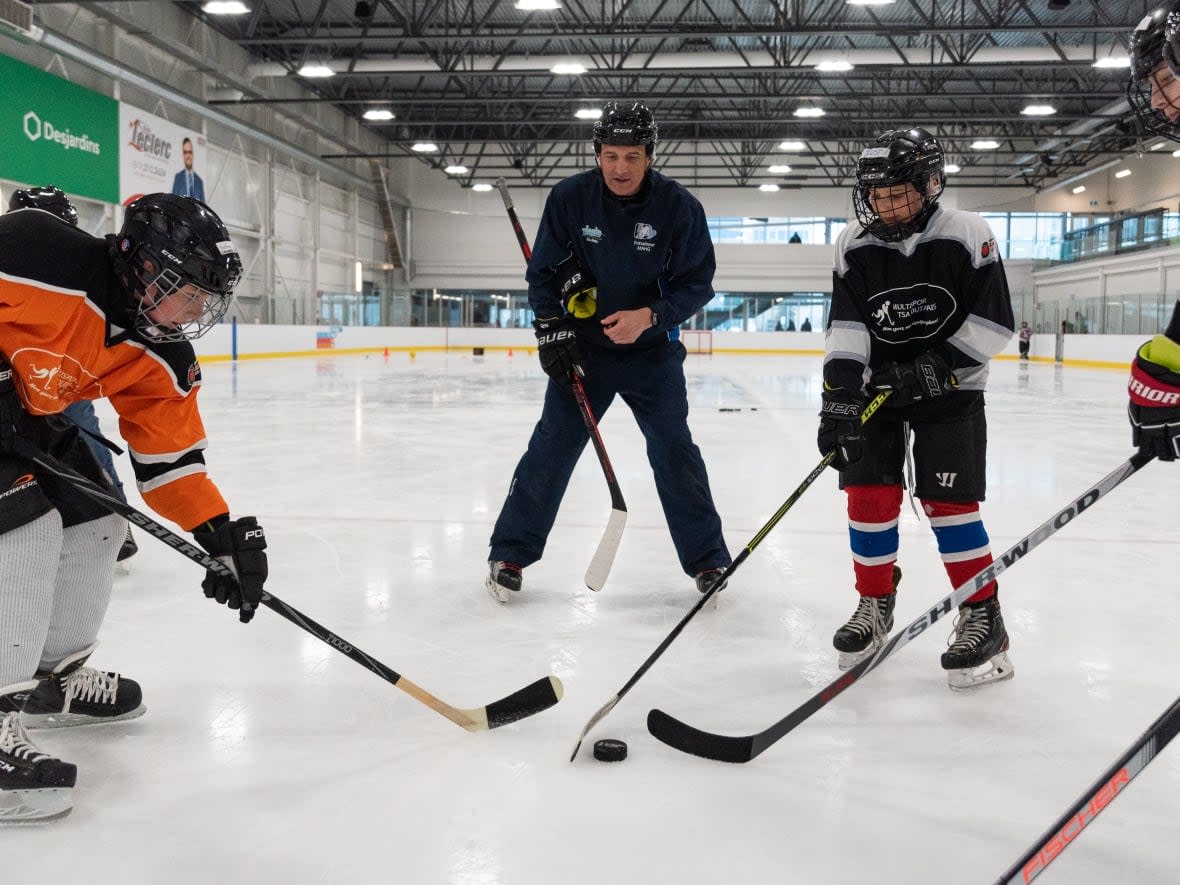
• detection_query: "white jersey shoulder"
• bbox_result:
[921,207,1001,270]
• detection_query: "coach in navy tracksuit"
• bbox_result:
[485,101,731,602]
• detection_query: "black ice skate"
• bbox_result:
[695,568,728,594]
[21,647,145,729]
[833,566,901,670]
[941,593,1015,691]
[486,561,523,604]
[0,711,76,823]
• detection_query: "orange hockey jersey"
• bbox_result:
[0,209,228,530]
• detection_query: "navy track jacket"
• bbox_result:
[525,168,716,350]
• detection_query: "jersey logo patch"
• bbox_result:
[633,222,658,252]
[981,237,997,258]
[8,348,101,414]
[581,225,603,243]
[935,472,958,488]
[866,283,957,343]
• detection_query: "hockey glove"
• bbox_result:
[553,254,598,319]
[0,359,25,456]
[870,350,958,407]
[818,388,866,470]
[1128,334,1180,461]
[193,516,268,624]
[533,316,586,389]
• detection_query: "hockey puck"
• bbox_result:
[593,738,628,762]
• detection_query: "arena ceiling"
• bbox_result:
[181,0,1154,190]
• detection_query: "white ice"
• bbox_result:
[15,350,1179,885]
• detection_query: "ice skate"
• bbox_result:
[833,566,901,670]
[695,567,728,607]
[942,593,1015,691]
[0,711,76,823]
[21,647,145,729]
[485,561,523,604]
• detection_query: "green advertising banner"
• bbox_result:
[0,52,119,204]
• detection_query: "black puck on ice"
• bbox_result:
[593,738,628,762]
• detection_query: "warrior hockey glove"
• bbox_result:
[818,388,866,470]
[193,516,268,623]
[870,350,958,407]
[533,315,586,389]
[1129,333,1180,461]
[553,254,598,320]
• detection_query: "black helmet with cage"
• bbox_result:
[113,193,242,342]
[7,185,79,227]
[852,127,945,242]
[592,102,658,155]
[1128,5,1180,140]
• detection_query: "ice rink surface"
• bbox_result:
[17,348,1179,885]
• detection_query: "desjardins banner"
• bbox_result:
[0,52,119,205]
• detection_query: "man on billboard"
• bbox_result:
[171,137,205,201]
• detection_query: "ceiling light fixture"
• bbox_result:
[515,0,561,8]
[759,184,780,192]
[472,183,494,192]
[575,108,602,120]
[202,1,250,13]
[815,60,854,72]
[944,163,961,174]
[768,164,792,174]
[411,142,439,153]
[1092,56,1131,69]
[1021,105,1056,116]
[777,140,807,151]
[846,0,894,5]
[363,109,395,121]
[971,139,1000,150]
[1114,168,1132,179]
[445,164,469,175]
[550,62,587,75]
[297,63,334,78]
[793,107,825,118]
[1071,185,1086,194]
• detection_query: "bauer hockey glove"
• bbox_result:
[193,516,268,623]
[553,254,598,320]
[818,388,866,470]
[533,315,586,389]
[1128,334,1180,461]
[870,350,958,407]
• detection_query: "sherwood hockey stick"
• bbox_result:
[9,435,563,732]
[568,391,891,760]
[993,691,1180,884]
[647,451,1154,762]
[495,175,628,591]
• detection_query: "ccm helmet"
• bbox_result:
[8,185,79,227]
[1128,5,1180,140]
[593,102,658,154]
[114,194,242,342]
[853,127,945,242]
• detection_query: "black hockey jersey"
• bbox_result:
[824,205,1015,396]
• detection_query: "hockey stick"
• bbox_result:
[647,451,1153,762]
[495,176,628,591]
[10,436,564,732]
[567,391,891,760]
[994,693,1180,884]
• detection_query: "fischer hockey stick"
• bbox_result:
[495,176,627,591]
[568,391,890,760]
[647,451,1153,762]
[993,691,1180,885]
[10,436,563,732]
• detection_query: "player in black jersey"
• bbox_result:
[819,127,1016,690]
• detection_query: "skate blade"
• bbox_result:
[0,787,73,823]
[22,704,146,729]
[837,645,879,671]
[947,651,1015,691]
[485,576,509,604]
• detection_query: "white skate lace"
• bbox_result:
[846,596,886,639]
[947,606,990,652]
[0,712,50,763]
[62,668,119,707]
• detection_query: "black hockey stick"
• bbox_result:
[994,692,1180,884]
[10,436,563,732]
[647,451,1153,762]
[568,391,891,760]
[495,176,628,591]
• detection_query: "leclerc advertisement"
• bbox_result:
[0,52,119,205]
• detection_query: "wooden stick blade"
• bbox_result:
[584,508,627,592]
[569,695,620,761]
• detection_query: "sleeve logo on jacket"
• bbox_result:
[581,225,603,243]
[8,348,100,414]
[867,284,957,342]
[981,237,997,258]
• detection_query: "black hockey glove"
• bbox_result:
[1128,335,1180,462]
[870,351,958,407]
[193,516,268,624]
[553,254,598,320]
[0,359,24,455]
[818,389,866,470]
[533,315,586,389]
